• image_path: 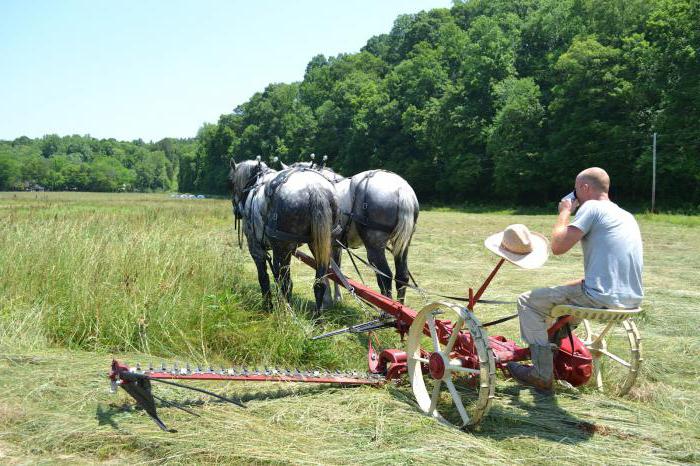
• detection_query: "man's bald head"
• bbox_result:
[577,167,610,194]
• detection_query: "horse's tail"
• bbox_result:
[309,187,335,268]
[390,182,419,258]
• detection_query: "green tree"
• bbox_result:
[0,152,21,190]
[547,36,643,197]
[88,157,135,191]
[40,134,62,158]
[488,77,546,201]
[644,0,700,205]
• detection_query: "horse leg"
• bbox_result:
[314,264,329,317]
[367,245,393,300]
[321,246,344,308]
[253,255,272,310]
[331,247,344,302]
[322,277,334,309]
[245,234,273,309]
[272,243,294,304]
[394,247,410,305]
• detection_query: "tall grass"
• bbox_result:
[0,192,357,368]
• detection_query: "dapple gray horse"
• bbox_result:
[229,159,340,314]
[289,162,419,304]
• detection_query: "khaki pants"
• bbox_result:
[517,282,607,346]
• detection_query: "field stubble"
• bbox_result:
[0,192,698,464]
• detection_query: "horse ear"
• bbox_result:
[281,161,289,170]
[229,157,237,170]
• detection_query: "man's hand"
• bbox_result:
[558,198,579,214]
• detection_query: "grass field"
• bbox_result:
[1,191,698,464]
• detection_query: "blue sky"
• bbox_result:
[0,1,452,142]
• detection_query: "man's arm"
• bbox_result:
[551,199,584,255]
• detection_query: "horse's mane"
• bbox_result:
[231,160,270,196]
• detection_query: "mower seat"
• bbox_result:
[551,305,642,322]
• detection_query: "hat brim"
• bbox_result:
[484,231,550,269]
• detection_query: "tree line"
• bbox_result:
[184,0,699,209]
[0,135,195,192]
[3,0,698,209]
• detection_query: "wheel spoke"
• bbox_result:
[429,380,443,414]
[445,379,470,426]
[591,322,615,347]
[411,356,429,364]
[444,317,464,353]
[593,360,603,391]
[597,349,631,368]
[428,315,441,352]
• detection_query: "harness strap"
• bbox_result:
[262,168,344,244]
[265,166,313,199]
[329,258,354,295]
[263,224,344,243]
[481,313,520,327]
[264,225,310,243]
[340,239,366,285]
[336,239,515,306]
[344,211,394,233]
[343,170,394,239]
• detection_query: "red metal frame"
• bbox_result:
[109,248,594,431]
[110,360,382,386]
[294,250,593,387]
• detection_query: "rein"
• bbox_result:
[335,239,515,309]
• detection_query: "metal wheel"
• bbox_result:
[575,318,642,395]
[406,301,495,428]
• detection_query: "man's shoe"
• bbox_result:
[506,362,553,395]
[506,344,555,395]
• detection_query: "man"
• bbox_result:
[507,167,644,394]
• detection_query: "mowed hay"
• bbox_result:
[0,191,699,464]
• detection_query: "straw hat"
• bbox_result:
[484,224,549,269]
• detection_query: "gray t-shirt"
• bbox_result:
[570,200,643,308]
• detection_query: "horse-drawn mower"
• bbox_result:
[110,247,642,431]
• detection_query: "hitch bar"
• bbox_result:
[311,315,397,340]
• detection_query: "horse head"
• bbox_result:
[230,158,269,217]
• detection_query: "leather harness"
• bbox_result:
[343,170,395,236]
[263,167,342,244]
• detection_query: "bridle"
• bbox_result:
[232,162,268,248]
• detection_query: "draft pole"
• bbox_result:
[651,132,657,213]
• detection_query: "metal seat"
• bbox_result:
[550,305,642,322]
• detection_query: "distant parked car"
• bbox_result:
[25,183,45,192]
